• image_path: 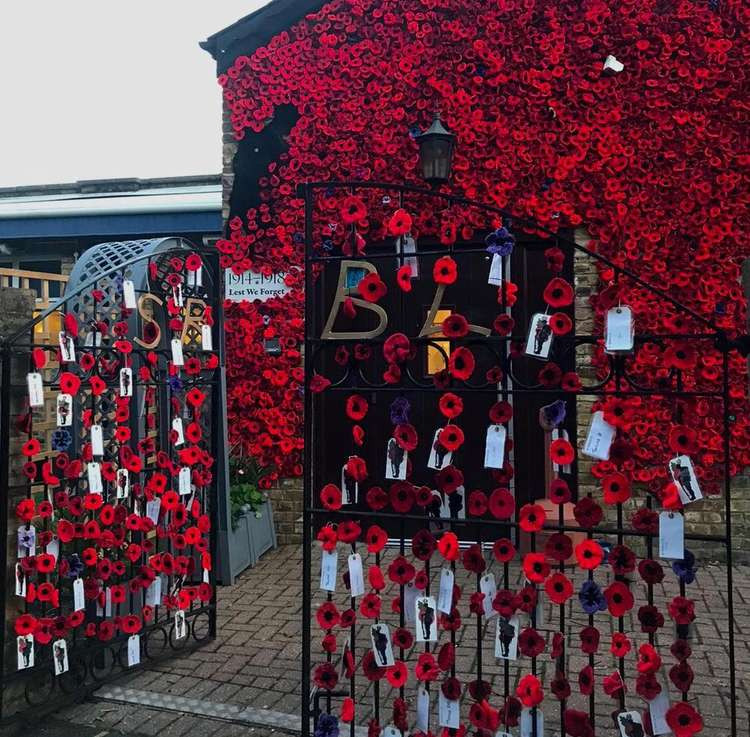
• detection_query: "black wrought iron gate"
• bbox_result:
[0,238,222,724]
[302,183,740,736]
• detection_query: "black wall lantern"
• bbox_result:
[415,112,456,186]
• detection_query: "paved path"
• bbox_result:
[49,545,750,736]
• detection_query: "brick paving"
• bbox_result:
[52,544,750,736]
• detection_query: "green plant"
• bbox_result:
[228,452,271,529]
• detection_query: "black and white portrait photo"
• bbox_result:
[524,313,553,359]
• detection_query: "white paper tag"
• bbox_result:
[348,553,365,597]
[46,535,60,560]
[341,463,358,505]
[145,576,162,607]
[404,581,418,624]
[146,498,161,524]
[201,324,213,352]
[17,525,36,558]
[402,235,419,277]
[437,567,454,614]
[123,279,137,309]
[668,454,703,504]
[15,563,26,597]
[484,424,506,469]
[27,372,44,407]
[648,674,672,735]
[172,417,185,446]
[84,330,102,347]
[428,428,453,470]
[488,253,503,286]
[659,511,684,559]
[56,394,73,426]
[173,284,184,307]
[605,306,634,352]
[87,462,103,493]
[415,596,438,642]
[174,610,187,640]
[91,424,104,457]
[127,635,141,667]
[438,692,460,729]
[171,338,184,366]
[203,567,210,584]
[17,635,34,670]
[105,587,113,617]
[187,266,203,288]
[495,615,519,660]
[52,639,69,676]
[119,368,133,397]
[320,550,338,592]
[480,574,497,618]
[525,313,553,359]
[381,727,400,737]
[178,466,192,496]
[116,468,130,499]
[73,578,85,612]
[385,438,408,480]
[582,411,616,460]
[370,623,395,667]
[521,708,544,737]
[59,332,75,363]
[416,686,430,732]
[616,711,644,737]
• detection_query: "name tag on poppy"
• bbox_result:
[73,578,85,612]
[59,332,75,363]
[146,498,161,524]
[178,466,191,496]
[438,692,460,729]
[187,266,202,288]
[56,394,73,426]
[659,512,684,559]
[525,313,553,360]
[668,454,703,505]
[437,567,454,614]
[117,469,129,499]
[480,574,497,618]
[521,708,544,737]
[127,635,140,667]
[484,425,506,468]
[488,253,503,286]
[91,424,104,457]
[320,550,337,592]
[404,582,418,624]
[87,462,103,493]
[27,372,44,407]
[145,577,162,607]
[201,324,213,351]
[123,279,137,309]
[605,306,634,352]
[105,587,113,617]
[348,553,365,597]
[171,338,185,366]
[416,686,430,732]
[582,411,616,460]
[648,675,671,735]
[172,418,185,446]
[119,368,133,397]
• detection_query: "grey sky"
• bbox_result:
[0,1,269,187]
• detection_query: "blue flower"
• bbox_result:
[51,428,72,452]
[314,714,339,737]
[66,554,84,579]
[390,396,411,425]
[169,376,183,393]
[672,549,697,585]
[541,400,566,428]
[485,226,515,256]
[579,580,607,615]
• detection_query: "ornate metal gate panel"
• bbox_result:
[0,239,223,724]
[302,183,739,736]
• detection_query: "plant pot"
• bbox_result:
[226,500,277,579]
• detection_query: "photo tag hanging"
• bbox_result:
[404,581,418,624]
[17,525,35,558]
[484,424,506,469]
[582,411,616,460]
[438,690,460,729]
[488,253,503,286]
[17,635,34,670]
[552,428,572,473]
[27,372,44,407]
[178,466,192,495]
[73,578,85,612]
[174,610,187,640]
[187,266,203,288]
[402,235,419,277]
[58,331,76,363]
[348,553,365,597]
[146,497,161,524]
[437,567,454,614]
[495,615,520,660]
[172,417,185,446]
[480,573,497,618]
[415,596,438,642]
[201,324,213,351]
[659,511,684,559]
[123,279,137,309]
[116,468,130,500]
[617,711,644,737]
[91,424,104,457]
[53,639,69,676]
[369,623,395,667]
[171,338,185,366]
[525,313,553,360]
[520,708,544,737]
[119,368,133,397]
[385,437,408,480]
[341,462,358,505]
[605,306,634,353]
[127,635,141,667]
[428,428,453,470]
[320,549,338,592]
[440,485,465,521]
[668,455,703,504]
[416,686,430,733]
[56,394,73,426]
[173,283,184,307]
[87,462,103,493]
[15,563,26,597]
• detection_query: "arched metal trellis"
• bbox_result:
[0,239,225,725]
[301,182,741,737]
